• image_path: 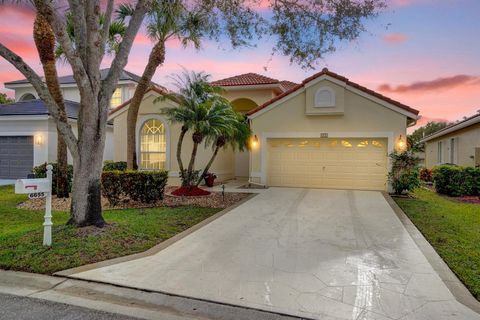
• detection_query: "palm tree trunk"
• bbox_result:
[187,142,199,178]
[126,41,165,169]
[196,145,220,186]
[33,13,70,198]
[177,126,187,173]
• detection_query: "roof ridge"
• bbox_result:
[246,68,419,117]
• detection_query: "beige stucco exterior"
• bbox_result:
[248,77,413,190]
[424,123,480,168]
[111,92,235,185]
[221,87,279,107]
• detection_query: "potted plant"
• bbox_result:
[204,173,217,187]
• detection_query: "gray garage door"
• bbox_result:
[0,136,34,179]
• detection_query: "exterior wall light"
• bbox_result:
[251,135,259,148]
[35,134,44,145]
[396,134,406,151]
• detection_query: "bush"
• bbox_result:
[433,165,480,196]
[32,163,74,195]
[388,151,421,195]
[103,161,127,171]
[101,170,169,206]
[419,168,433,182]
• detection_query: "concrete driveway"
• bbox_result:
[69,188,480,320]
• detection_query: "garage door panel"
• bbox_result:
[267,138,388,191]
[0,136,34,179]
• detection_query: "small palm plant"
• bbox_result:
[159,71,250,195]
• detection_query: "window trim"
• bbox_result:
[437,141,443,164]
[136,115,170,170]
[314,86,336,108]
[450,138,455,164]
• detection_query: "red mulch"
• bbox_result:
[451,196,480,204]
[171,186,211,196]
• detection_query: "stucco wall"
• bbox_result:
[249,79,409,185]
[424,123,480,168]
[222,88,277,106]
[112,93,235,185]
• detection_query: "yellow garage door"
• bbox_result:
[267,138,388,191]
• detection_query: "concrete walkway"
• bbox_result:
[68,188,480,320]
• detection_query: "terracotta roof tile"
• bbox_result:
[211,73,280,87]
[246,68,420,117]
[279,80,299,91]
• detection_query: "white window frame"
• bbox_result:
[450,138,455,164]
[314,86,336,108]
[110,88,123,108]
[437,141,443,164]
[136,115,170,170]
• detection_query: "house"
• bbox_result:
[421,113,480,168]
[0,68,143,179]
[110,68,420,190]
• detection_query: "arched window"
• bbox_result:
[140,119,166,170]
[314,87,335,107]
[19,93,36,101]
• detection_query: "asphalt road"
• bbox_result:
[0,293,139,320]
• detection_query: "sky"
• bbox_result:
[0,0,479,129]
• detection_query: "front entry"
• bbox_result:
[267,138,388,191]
[235,150,249,178]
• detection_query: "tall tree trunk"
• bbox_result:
[126,41,165,169]
[33,13,70,198]
[196,145,221,186]
[68,110,106,227]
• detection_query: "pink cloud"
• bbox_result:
[378,75,480,93]
[383,33,408,45]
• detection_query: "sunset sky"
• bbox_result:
[0,0,479,129]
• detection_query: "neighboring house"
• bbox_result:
[421,113,480,168]
[0,99,113,179]
[0,68,141,179]
[110,68,420,190]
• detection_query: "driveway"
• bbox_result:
[69,188,480,320]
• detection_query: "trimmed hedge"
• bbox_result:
[433,165,480,196]
[32,163,74,195]
[103,161,128,171]
[101,170,169,206]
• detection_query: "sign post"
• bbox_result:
[15,165,53,246]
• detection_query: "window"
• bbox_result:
[437,141,443,163]
[110,88,122,108]
[314,87,335,107]
[450,138,456,164]
[140,119,166,170]
[19,93,36,101]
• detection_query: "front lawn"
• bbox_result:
[0,185,220,274]
[394,188,480,300]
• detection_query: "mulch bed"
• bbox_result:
[448,195,480,205]
[17,186,250,211]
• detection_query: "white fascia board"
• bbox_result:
[420,116,480,143]
[0,115,49,121]
[5,80,136,90]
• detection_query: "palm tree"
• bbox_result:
[159,71,237,189]
[119,0,208,169]
[197,110,251,186]
[33,13,70,198]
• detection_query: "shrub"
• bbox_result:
[101,170,169,206]
[103,160,127,171]
[32,163,74,195]
[433,165,480,196]
[388,151,421,195]
[419,168,433,182]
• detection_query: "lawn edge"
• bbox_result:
[383,192,480,314]
[55,193,258,277]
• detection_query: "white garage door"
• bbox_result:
[267,138,388,191]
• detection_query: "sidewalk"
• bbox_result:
[0,270,301,320]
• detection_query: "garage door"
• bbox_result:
[267,138,388,191]
[0,136,34,179]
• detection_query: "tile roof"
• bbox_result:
[246,68,420,117]
[5,69,165,90]
[0,99,80,119]
[211,73,281,87]
[279,80,298,91]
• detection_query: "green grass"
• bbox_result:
[394,188,480,300]
[0,185,220,274]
